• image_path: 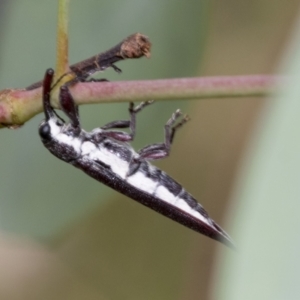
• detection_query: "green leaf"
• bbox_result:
[214,14,300,300]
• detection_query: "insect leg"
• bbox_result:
[59,85,81,131]
[93,100,153,142]
[126,109,189,176]
[72,63,121,83]
[137,109,190,160]
[86,78,109,82]
[111,64,122,73]
[76,77,110,84]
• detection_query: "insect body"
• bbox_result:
[39,69,234,248]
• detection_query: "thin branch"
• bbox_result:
[0,31,152,128]
[0,75,282,128]
[26,33,151,91]
[70,75,282,104]
[56,0,70,79]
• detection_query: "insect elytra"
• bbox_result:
[39,68,234,248]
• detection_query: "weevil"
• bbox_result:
[39,69,234,248]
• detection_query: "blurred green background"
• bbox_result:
[0,1,299,299]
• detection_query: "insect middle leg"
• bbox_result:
[92,100,153,142]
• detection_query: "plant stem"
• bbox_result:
[70,75,282,104]
[56,0,70,80]
[0,75,282,128]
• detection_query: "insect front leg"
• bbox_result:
[127,109,189,176]
[92,100,153,142]
[59,85,81,134]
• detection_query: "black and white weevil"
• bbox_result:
[39,69,234,248]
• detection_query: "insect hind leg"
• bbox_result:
[126,109,189,176]
[138,109,190,160]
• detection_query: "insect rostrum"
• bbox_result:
[39,68,234,248]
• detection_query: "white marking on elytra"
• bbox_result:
[176,199,209,225]
[82,141,130,179]
[81,140,159,194]
[155,186,210,225]
[155,185,177,205]
[127,171,158,194]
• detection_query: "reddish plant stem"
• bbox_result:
[70,75,282,104]
[0,75,283,128]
